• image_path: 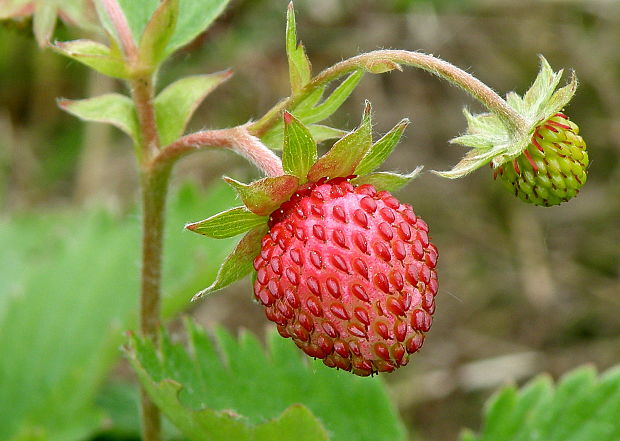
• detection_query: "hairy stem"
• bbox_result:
[155,125,284,176]
[249,49,529,137]
[131,73,164,441]
[131,76,161,160]
[138,163,170,441]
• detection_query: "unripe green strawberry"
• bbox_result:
[252,177,438,377]
[494,113,588,206]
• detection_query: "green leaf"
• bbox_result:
[0,182,238,440]
[224,175,299,216]
[282,111,318,182]
[139,0,179,67]
[307,101,373,181]
[462,365,620,441]
[97,0,230,59]
[254,405,329,441]
[58,94,139,143]
[52,39,130,79]
[165,0,230,57]
[355,118,410,176]
[260,71,363,151]
[286,2,311,93]
[295,70,363,124]
[261,122,345,151]
[351,167,423,192]
[191,224,266,300]
[126,321,407,441]
[308,124,347,143]
[155,71,233,146]
[185,207,268,239]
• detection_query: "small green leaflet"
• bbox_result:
[125,320,406,441]
[286,2,311,94]
[52,39,130,79]
[307,101,373,182]
[282,112,317,183]
[97,0,230,61]
[224,175,299,216]
[352,167,423,192]
[138,0,179,67]
[192,224,267,300]
[155,71,233,146]
[461,365,620,441]
[260,70,363,150]
[185,207,267,239]
[354,118,410,176]
[58,94,139,143]
[295,70,363,124]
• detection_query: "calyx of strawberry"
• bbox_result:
[186,101,422,300]
[436,56,579,178]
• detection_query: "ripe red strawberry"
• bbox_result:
[252,177,437,376]
[188,103,434,376]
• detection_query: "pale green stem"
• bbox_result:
[249,49,529,137]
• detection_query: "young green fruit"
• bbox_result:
[253,177,437,376]
[495,113,588,206]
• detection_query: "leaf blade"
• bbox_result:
[185,207,268,239]
[191,223,266,300]
[139,0,179,67]
[155,71,233,146]
[224,175,299,216]
[307,101,372,181]
[58,93,139,142]
[52,39,130,78]
[354,118,410,176]
[286,2,311,94]
[282,112,317,182]
[351,167,423,192]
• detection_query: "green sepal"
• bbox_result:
[354,118,410,176]
[261,70,363,150]
[155,70,233,146]
[185,207,267,239]
[286,2,311,94]
[293,86,325,113]
[307,101,373,182]
[191,224,267,300]
[138,0,179,68]
[52,40,130,79]
[435,56,579,178]
[223,175,299,216]
[262,123,346,151]
[295,70,363,124]
[282,111,317,183]
[352,167,423,192]
[307,125,347,143]
[57,94,139,143]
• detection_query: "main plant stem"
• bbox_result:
[132,73,164,441]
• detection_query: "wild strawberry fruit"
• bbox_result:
[437,57,588,206]
[188,102,436,376]
[253,177,437,376]
[494,113,587,206]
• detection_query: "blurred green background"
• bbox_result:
[0,0,618,440]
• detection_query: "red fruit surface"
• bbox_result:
[253,177,438,376]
